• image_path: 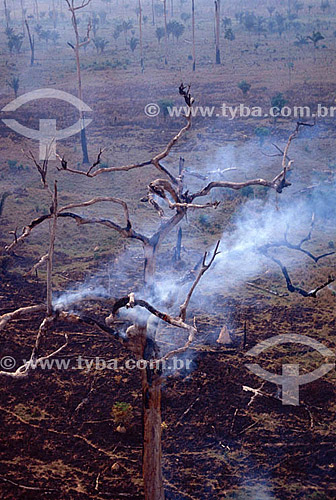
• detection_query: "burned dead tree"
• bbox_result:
[1,86,318,500]
[261,214,335,264]
[139,0,144,71]
[192,0,196,71]
[108,245,218,500]
[65,0,92,164]
[259,214,335,298]
[266,256,334,298]
[25,19,35,66]
[214,0,221,64]
[163,0,168,65]
[50,86,291,285]
[0,191,11,217]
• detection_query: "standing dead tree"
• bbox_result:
[0,191,11,217]
[214,0,221,64]
[65,0,92,164]
[41,84,291,286]
[2,86,330,500]
[4,0,10,29]
[192,0,196,71]
[259,214,335,297]
[138,0,144,71]
[163,0,168,64]
[25,19,35,66]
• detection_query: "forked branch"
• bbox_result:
[0,304,46,331]
[179,241,220,321]
[265,254,334,298]
[110,242,220,359]
[56,85,193,184]
[260,214,335,263]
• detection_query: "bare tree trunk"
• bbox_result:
[20,0,25,33]
[192,0,195,71]
[151,0,155,25]
[4,0,10,28]
[25,19,35,66]
[52,0,57,28]
[128,325,164,500]
[46,182,58,316]
[139,242,163,500]
[74,35,90,164]
[66,0,90,164]
[144,243,156,286]
[139,0,144,71]
[142,369,164,500]
[173,227,182,262]
[163,0,168,64]
[215,0,221,64]
[0,192,10,218]
[34,0,39,22]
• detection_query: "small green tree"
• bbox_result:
[181,12,191,23]
[92,14,100,37]
[158,98,174,120]
[308,30,325,48]
[243,11,256,33]
[112,402,133,431]
[238,80,251,95]
[255,126,270,145]
[98,10,107,25]
[113,24,123,46]
[155,26,165,44]
[122,19,133,44]
[222,16,232,29]
[271,92,287,122]
[6,28,24,54]
[167,20,185,41]
[274,12,286,37]
[50,30,60,45]
[256,16,267,38]
[93,37,109,53]
[129,36,139,53]
[224,28,235,41]
[294,34,308,46]
[7,75,20,98]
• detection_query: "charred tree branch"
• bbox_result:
[179,241,221,321]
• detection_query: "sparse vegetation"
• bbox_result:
[112,402,134,429]
[0,2,335,499]
[308,30,325,48]
[238,80,251,95]
[6,75,19,97]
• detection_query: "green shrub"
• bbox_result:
[255,126,270,144]
[238,80,251,95]
[112,402,133,427]
[241,186,254,198]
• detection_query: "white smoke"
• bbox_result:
[53,284,110,311]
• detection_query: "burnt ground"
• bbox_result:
[0,258,335,500]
